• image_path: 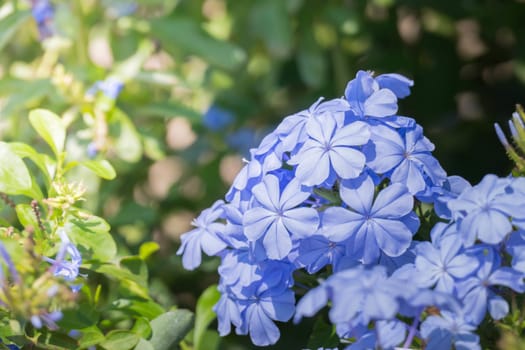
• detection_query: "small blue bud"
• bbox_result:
[203,105,235,131]
[87,142,99,158]
[98,78,124,100]
[494,122,510,148]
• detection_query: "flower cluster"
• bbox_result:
[178,70,525,349]
[0,225,82,337]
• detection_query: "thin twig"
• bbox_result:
[0,193,15,209]
[31,200,46,233]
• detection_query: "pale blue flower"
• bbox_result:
[275,97,350,153]
[367,124,447,195]
[456,248,525,325]
[414,233,479,294]
[322,175,418,263]
[243,175,319,259]
[375,73,414,98]
[447,174,522,246]
[345,70,398,119]
[177,200,228,270]
[288,114,370,186]
[44,227,82,288]
[292,234,346,273]
[345,320,407,350]
[420,311,480,350]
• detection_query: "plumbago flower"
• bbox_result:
[178,70,525,348]
[243,174,319,259]
[44,227,82,285]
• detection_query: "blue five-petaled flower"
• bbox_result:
[243,175,319,259]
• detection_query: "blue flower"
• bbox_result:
[86,77,124,100]
[447,174,522,246]
[226,132,284,201]
[507,177,525,229]
[0,241,20,284]
[505,229,525,273]
[375,73,414,99]
[30,311,62,330]
[202,105,235,131]
[366,124,447,196]
[322,175,418,263]
[98,78,124,99]
[31,0,54,40]
[237,284,295,346]
[44,227,82,287]
[413,229,479,293]
[428,175,471,219]
[345,70,399,119]
[296,265,409,327]
[288,114,370,186]
[345,319,407,350]
[243,175,319,259]
[214,285,243,336]
[176,200,228,270]
[292,234,346,273]
[219,262,295,347]
[420,311,480,350]
[456,247,525,325]
[275,97,350,153]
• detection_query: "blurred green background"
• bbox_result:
[1,0,525,348]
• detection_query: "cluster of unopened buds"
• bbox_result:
[178,70,525,349]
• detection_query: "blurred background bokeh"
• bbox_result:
[1,0,525,348]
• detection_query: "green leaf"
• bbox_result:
[307,317,340,349]
[0,142,32,195]
[0,10,30,51]
[194,285,220,350]
[120,256,148,285]
[133,338,154,350]
[15,204,42,234]
[131,317,152,339]
[59,302,99,330]
[0,79,53,117]
[150,17,246,71]
[297,32,327,88]
[100,330,139,350]
[28,109,66,156]
[250,0,292,58]
[35,328,80,349]
[89,264,150,300]
[139,242,159,260]
[69,216,117,262]
[196,330,220,350]
[111,109,142,163]
[9,142,53,184]
[110,298,164,320]
[149,310,194,350]
[81,160,117,180]
[77,326,105,349]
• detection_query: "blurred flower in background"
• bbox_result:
[30,0,54,39]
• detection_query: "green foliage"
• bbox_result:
[193,285,220,350]
[0,111,193,348]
